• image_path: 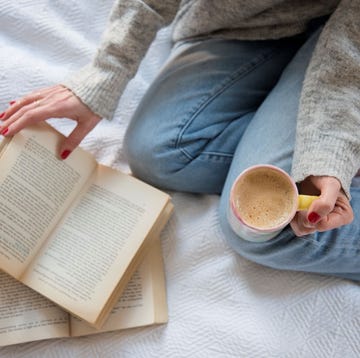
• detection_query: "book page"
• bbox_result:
[70,238,168,336]
[22,164,171,326]
[0,136,11,159]
[0,271,69,347]
[0,123,96,278]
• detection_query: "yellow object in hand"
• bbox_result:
[298,195,319,211]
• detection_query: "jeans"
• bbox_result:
[124,26,360,281]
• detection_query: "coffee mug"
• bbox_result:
[228,164,318,242]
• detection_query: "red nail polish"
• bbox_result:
[60,150,71,160]
[308,212,321,224]
[1,128,8,136]
[0,112,4,119]
[9,101,16,105]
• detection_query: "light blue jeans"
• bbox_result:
[124,25,360,281]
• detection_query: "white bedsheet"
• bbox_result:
[1,1,360,357]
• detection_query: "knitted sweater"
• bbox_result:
[63,0,360,196]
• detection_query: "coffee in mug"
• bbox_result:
[228,165,318,242]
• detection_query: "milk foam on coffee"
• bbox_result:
[234,168,295,229]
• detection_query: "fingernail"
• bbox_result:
[0,112,5,119]
[308,212,321,224]
[1,128,8,136]
[9,101,16,105]
[60,150,71,160]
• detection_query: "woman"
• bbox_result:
[1,0,359,279]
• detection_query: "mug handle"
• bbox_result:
[298,195,319,211]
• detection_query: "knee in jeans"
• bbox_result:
[124,130,177,186]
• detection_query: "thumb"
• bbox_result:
[59,123,91,160]
[306,182,339,224]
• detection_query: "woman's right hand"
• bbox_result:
[290,175,354,236]
[0,84,102,159]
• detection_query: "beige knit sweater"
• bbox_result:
[63,0,360,196]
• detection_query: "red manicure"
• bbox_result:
[60,150,71,160]
[1,128,9,136]
[0,112,5,119]
[308,212,321,224]
[9,101,16,105]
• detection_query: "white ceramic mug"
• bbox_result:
[228,164,318,242]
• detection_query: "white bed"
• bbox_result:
[1,1,360,357]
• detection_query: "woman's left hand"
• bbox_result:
[290,175,354,236]
[0,85,102,159]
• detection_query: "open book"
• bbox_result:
[0,122,173,328]
[0,238,168,347]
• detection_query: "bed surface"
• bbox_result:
[1,1,360,357]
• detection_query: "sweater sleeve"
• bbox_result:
[292,0,360,198]
[62,0,180,120]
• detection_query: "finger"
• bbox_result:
[0,87,71,133]
[315,195,354,231]
[290,212,317,236]
[306,181,340,225]
[59,121,99,159]
[291,211,316,236]
[14,85,62,105]
[0,100,45,134]
[316,214,347,232]
[2,85,67,120]
[0,105,54,136]
[2,98,40,122]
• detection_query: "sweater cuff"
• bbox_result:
[291,133,359,199]
[62,64,130,120]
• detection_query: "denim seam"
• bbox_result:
[297,230,360,252]
[174,46,281,161]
